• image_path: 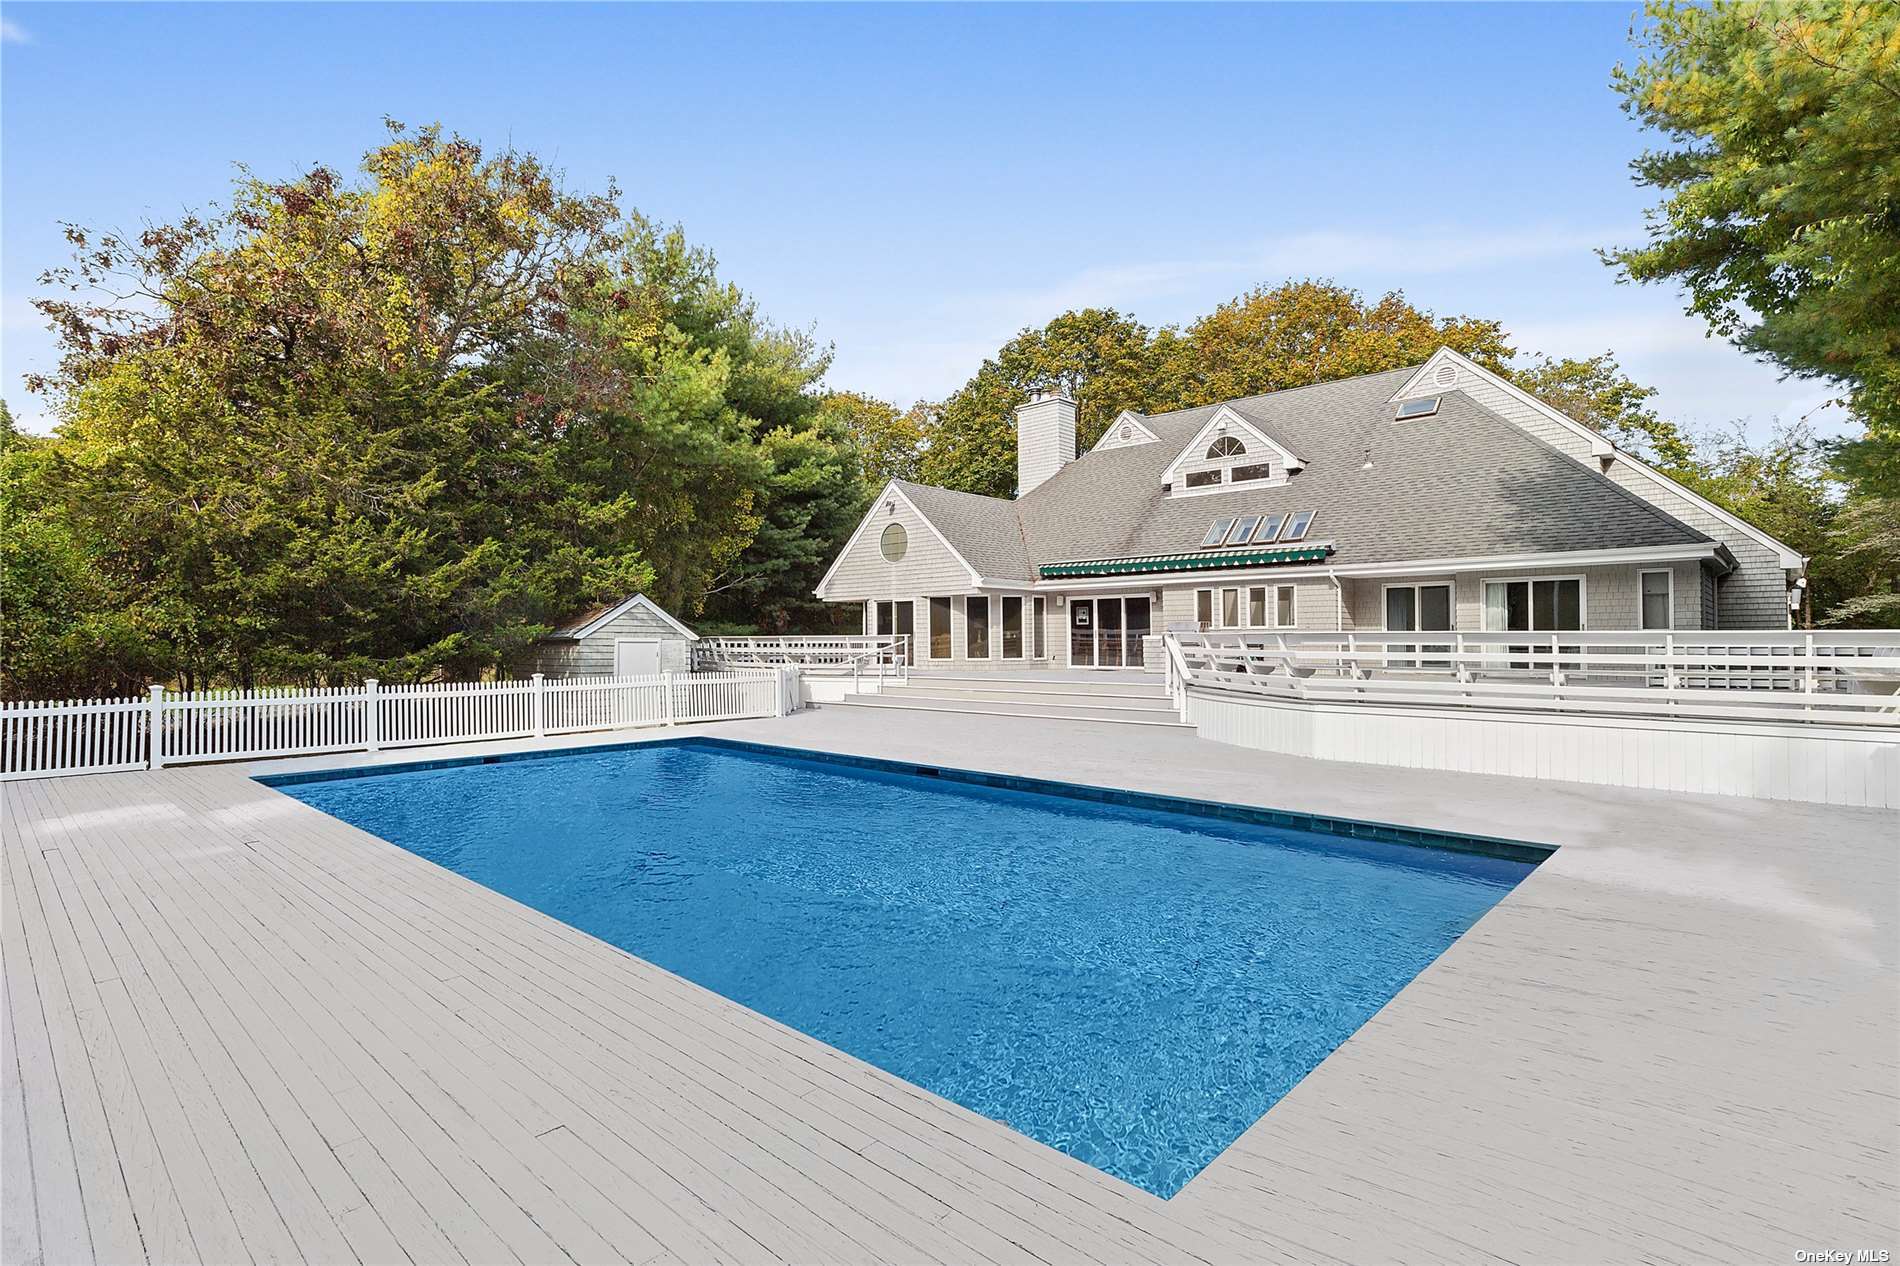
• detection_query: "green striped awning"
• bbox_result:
[1038,545,1331,579]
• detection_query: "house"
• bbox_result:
[530,593,698,678]
[814,348,1805,669]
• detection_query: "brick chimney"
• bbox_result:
[1014,387,1077,497]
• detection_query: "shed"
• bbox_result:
[530,594,699,679]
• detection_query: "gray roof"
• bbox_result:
[902,366,1713,581]
[894,480,1031,579]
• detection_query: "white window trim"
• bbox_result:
[1202,582,1299,629]
[965,594,992,659]
[1162,405,1305,493]
[1639,568,1675,631]
[1000,595,1025,660]
[1380,581,1456,632]
[927,595,953,659]
[1481,574,1588,632]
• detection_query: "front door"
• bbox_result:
[614,639,662,677]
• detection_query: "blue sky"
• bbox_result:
[0,2,1842,441]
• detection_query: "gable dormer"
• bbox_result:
[1090,409,1160,453]
[1161,404,1305,497]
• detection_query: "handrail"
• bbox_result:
[1168,630,1900,728]
[698,635,909,681]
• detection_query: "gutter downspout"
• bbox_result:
[1328,569,1345,632]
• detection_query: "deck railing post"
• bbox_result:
[364,678,381,751]
[662,671,676,726]
[1804,632,1816,711]
[148,685,166,769]
[530,673,546,738]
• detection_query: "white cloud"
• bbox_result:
[1,16,30,44]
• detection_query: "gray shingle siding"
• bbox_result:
[818,356,1798,632]
[532,605,692,678]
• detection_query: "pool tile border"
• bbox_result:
[257,733,1554,865]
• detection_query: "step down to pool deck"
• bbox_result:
[825,673,1192,728]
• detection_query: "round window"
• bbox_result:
[880,522,908,562]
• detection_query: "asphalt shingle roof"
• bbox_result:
[899,366,1712,581]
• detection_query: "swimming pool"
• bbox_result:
[266,739,1538,1197]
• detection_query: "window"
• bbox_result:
[1184,469,1223,488]
[1001,596,1024,658]
[1484,578,1582,631]
[879,522,908,562]
[1253,513,1286,544]
[1384,582,1451,666]
[1205,435,1247,459]
[1281,510,1315,542]
[1227,515,1261,545]
[965,596,991,658]
[929,596,952,659]
[1196,589,1214,628]
[1395,397,1440,421]
[1230,462,1275,483]
[1640,570,1673,630]
[1248,587,1266,626]
[1276,585,1296,628]
[1221,588,1241,628]
[1033,596,1046,658]
[1201,518,1236,547]
[874,600,914,638]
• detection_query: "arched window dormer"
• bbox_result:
[1205,436,1247,459]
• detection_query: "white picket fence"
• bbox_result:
[0,670,790,782]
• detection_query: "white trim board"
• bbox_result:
[1161,404,1306,489]
[814,480,986,599]
[1391,348,1805,570]
[560,594,699,642]
[1089,410,1161,453]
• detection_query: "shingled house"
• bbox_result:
[814,348,1804,669]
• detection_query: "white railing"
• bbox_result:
[698,635,910,682]
[1,669,789,781]
[1170,630,1900,727]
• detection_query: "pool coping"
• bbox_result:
[256,733,1556,865]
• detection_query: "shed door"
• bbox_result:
[614,639,662,677]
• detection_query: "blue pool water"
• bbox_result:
[271,740,1535,1196]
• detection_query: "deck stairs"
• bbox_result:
[826,672,1191,728]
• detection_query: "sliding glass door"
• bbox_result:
[1068,596,1152,668]
[1384,583,1453,668]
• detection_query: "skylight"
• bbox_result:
[1281,510,1315,542]
[1201,518,1235,548]
[1395,397,1440,420]
[1253,513,1286,543]
[1227,515,1261,545]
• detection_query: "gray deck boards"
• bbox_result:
[3,708,1894,1264]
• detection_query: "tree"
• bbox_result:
[1511,352,1697,468]
[918,309,1164,497]
[820,391,926,486]
[1163,281,1514,407]
[10,122,833,693]
[1607,1,1900,498]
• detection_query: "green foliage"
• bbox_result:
[916,283,1512,498]
[8,123,847,694]
[818,391,926,486]
[1607,0,1900,495]
[1163,281,1514,407]
[1510,352,1698,468]
[919,308,1164,496]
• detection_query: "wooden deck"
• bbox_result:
[4,708,1895,1264]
